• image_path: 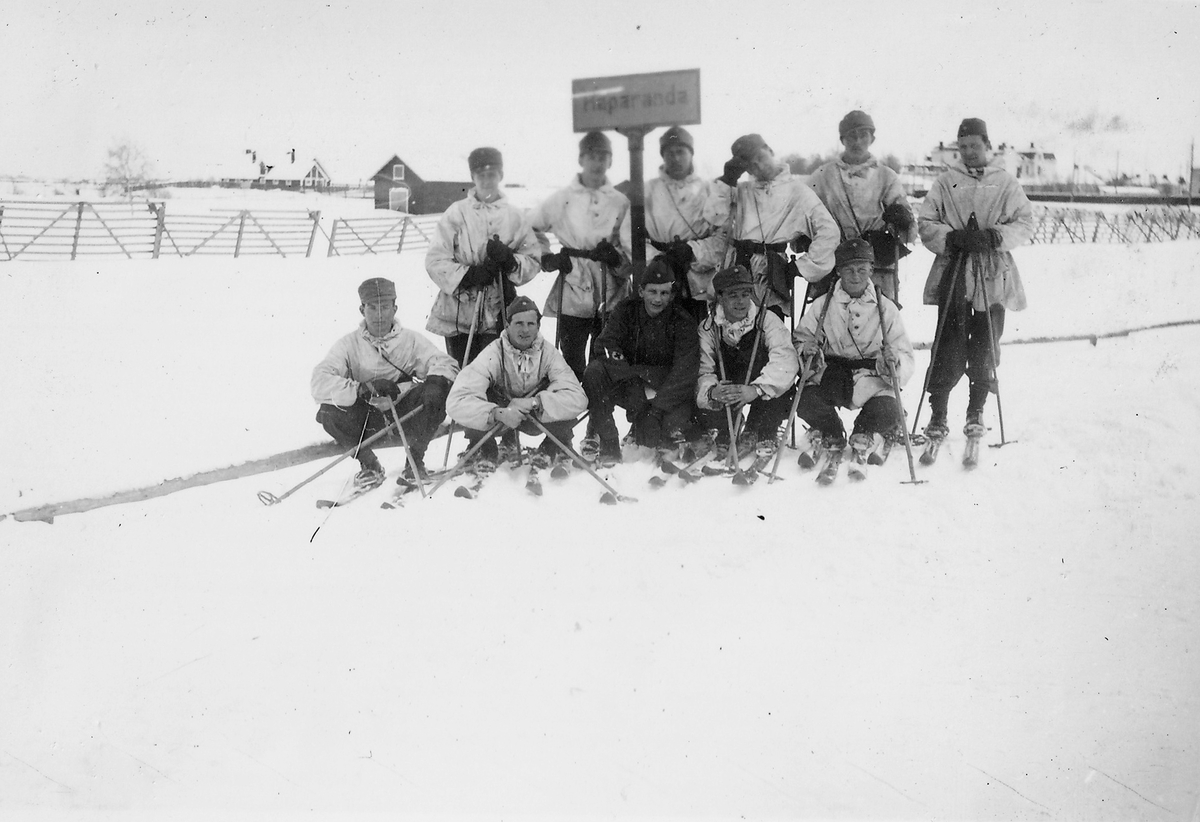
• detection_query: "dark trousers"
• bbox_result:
[796,385,900,440]
[446,331,500,367]
[463,418,578,457]
[556,314,605,382]
[582,358,694,447]
[929,301,1005,398]
[316,382,446,462]
[695,388,795,443]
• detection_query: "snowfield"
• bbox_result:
[2,192,1199,820]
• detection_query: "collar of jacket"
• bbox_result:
[500,331,545,360]
[835,157,878,178]
[947,158,1005,180]
[752,166,792,191]
[656,167,700,187]
[359,320,401,342]
[570,174,615,195]
[468,188,509,209]
[715,302,759,345]
[833,281,879,306]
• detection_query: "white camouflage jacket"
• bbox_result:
[644,167,731,300]
[311,321,459,408]
[808,157,917,252]
[696,305,799,410]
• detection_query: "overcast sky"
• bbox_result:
[3,0,1198,187]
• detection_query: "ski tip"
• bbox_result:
[453,486,474,499]
[526,485,543,496]
[731,473,753,486]
[659,462,679,475]
[599,492,618,505]
[648,476,667,487]
[551,466,570,480]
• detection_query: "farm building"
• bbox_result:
[371,155,471,214]
[218,150,331,191]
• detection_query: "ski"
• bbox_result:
[315,471,386,508]
[962,422,987,469]
[919,436,944,466]
[676,434,719,484]
[732,443,780,486]
[796,429,825,470]
[868,435,895,466]
[816,445,847,485]
[453,460,499,500]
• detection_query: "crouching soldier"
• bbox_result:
[696,265,799,460]
[582,257,700,464]
[446,296,588,471]
[311,277,459,487]
[792,239,915,478]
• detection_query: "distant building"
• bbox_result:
[218,149,331,191]
[371,155,471,214]
[926,140,1058,184]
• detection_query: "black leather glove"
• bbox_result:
[486,236,518,274]
[359,378,401,401]
[882,202,913,232]
[459,263,495,290]
[541,251,573,275]
[719,157,748,187]
[419,374,452,416]
[662,240,695,275]
[592,238,623,268]
[790,233,813,254]
[945,228,999,253]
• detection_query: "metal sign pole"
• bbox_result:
[619,126,648,268]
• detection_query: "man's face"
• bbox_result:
[718,285,755,321]
[840,128,875,164]
[360,298,397,336]
[838,260,872,298]
[506,311,540,350]
[662,145,693,180]
[958,134,990,169]
[579,150,612,180]
[640,281,674,317]
[472,167,503,199]
[746,146,779,181]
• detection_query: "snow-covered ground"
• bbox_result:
[2,190,1199,820]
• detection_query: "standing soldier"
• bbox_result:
[530,131,633,382]
[917,117,1034,441]
[582,257,700,464]
[696,265,799,458]
[643,125,730,321]
[697,133,840,323]
[809,110,916,304]
[425,147,542,366]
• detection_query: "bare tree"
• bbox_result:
[103,141,154,198]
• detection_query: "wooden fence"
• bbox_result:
[1029,207,1200,244]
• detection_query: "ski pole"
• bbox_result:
[257,406,423,506]
[710,310,743,477]
[426,422,505,498]
[441,288,487,468]
[975,263,1012,448]
[384,396,427,498]
[769,289,834,484]
[528,416,636,504]
[872,286,924,485]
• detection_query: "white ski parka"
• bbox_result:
[696,305,799,410]
[643,167,731,300]
[424,188,543,338]
[445,333,588,432]
[697,167,840,314]
[793,281,915,409]
[528,176,633,320]
[808,157,917,251]
[917,159,1035,311]
[311,321,460,408]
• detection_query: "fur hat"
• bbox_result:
[957,118,990,145]
[659,126,694,155]
[839,110,875,138]
[358,277,396,303]
[638,257,676,289]
[834,238,875,267]
[731,133,768,163]
[712,265,754,293]
[505,295,541,321]
[578,131,612,156]
[468,147,502,174]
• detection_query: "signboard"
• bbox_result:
[572,69,700,133]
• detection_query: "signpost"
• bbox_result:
[572,70,701,267]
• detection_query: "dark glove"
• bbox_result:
[359,378,401,401]
[540,251,572,275]
[661,240,694,275]
[636,406,666,448]
[486,236,518,274]
[419,374,452,416]
[592,238,623,268]
[719,157,748,187]
[459,263,496,290]
[945,228,999,253]
[790,233,813,254]
[882,202,913,232]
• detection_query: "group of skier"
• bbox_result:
[309,110,1034,499]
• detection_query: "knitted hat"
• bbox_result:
[834,238,875,267]
[505,295,541,321]
[838,110,875,138]
[578,131,613,156]
[358,277,396,303]
[659,126,694,155]
[731,133,768,163]
[638,257,675,289]
[712,265,754,293]
[468,147,502,174]
[957,118,990,144]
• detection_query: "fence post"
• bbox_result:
[306,210,320,258]
[71,202,85,260]
[150,202,165,258]
[234,211,247,258]
[327,219,339,257]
